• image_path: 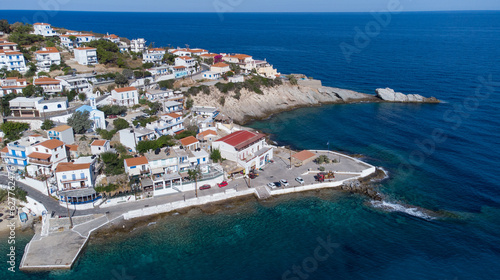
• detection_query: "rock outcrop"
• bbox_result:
[375,88,440,103]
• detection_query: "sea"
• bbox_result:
[1,10,500,280]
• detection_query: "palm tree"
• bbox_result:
[188,166,202,198]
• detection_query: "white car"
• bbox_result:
[280,179,289,187]
[267,182,276,188]
[295,177,305,184]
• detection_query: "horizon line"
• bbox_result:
[1,9,500,14]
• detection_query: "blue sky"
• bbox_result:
[1,0,499,12]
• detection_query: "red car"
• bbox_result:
[108,115,118,119]
[218,181,228,188]
[199,184,211,190]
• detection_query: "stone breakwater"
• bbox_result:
[191,83,440,124]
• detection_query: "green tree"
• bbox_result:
[22,85,43,97]
[114,73,128,86]
[158,79,175,89]
[113,118,130,130]
[185,98,194,110]
[96,128,117,140]
[113,143,128,155]
[142,62,154,69]
[40,119,54,130]
[78,93,87,101]
[65,89,77,102]
[0,19,11,34]
[210,149,223,163]
[67,111,92,134]
[188,166,202,198]
[162,53,177,65]
[122,69,134,79]
[100,152,125,175]
[0,122,30,141]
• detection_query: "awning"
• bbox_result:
[230,166,244,174]
[128,168,141,176]
[151,167,164,175]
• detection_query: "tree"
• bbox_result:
[22,85,43,97]
[113,118,130,131]
[162,53,176,65]
[158,79,175,89]
[41,119,54,130]
[114,143,128,155]
[0,19,11,34]
[188,166,202,198]
[210,149,223,163]
[78,93,87,101]
[99,105,127,116]
[0,122,30,141]
[100,152,125,175]
[114,73,128,86]
[122,69,133,79]
[67,111,92,134]
[142,62,154,69]
[185,98,194,110]
[64,89,77,102]
[96,128,116,140]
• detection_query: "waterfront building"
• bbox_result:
[103,33,120,44]
[34,47,61,71]
[1,135,45,170]
[210,62,231,74]
[27,139,68,177]
[212,130,274,173]
[192,106,219,119]
[60,33,96,49]
[124,156,150,177]
[197,129,219,151]
[163,101,183,114]
[143,48,166,65]
[130,38,147,53]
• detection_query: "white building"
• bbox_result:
[202,71,221,80]
[33,77,62,95]
[60,34,96,49]
[33,23,58,37]
[74,47,98,65]
[192,106,219,118]
[111,87,139,107]
[163,101,183,114]
[34,47,61,71]
[210,62,231,74]
[130,38,147,53]
[27,139,68,177]
[76,97,106,130]
[143,48,166,65]
[145,89,174,101]
[212,130,273,173]
[0,49,27,72]
[90,140,110,155]
[0,41,18,51]
[55,162,95,190]
[47,125,75,144]
[179,136,200,151]
[0,77,28,96]
[119,128,156,152]
[175,56,196,68]
[55,73,95,94]
[146,112,184,136]
[1,135,45,171]
[222,54,253,64]
[124,156,150,177]
[103,33,120,44]
[9,97,68,117]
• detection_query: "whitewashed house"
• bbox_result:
[60,34,96,49]
[9,97,68,117]
[47,125,75,144]
[27,139,69,177]
[34,47,61,71]
[55,73,95,94]
[33,77,62,95]
[103,34,120,44]
[146,112,184,136]
[111,87,139,107]
[143,48,166,65]
[212,130,273,173]
[175,56,196,68]
[124,156,150,177]
[0,50,27,72]
[90,140,110,155]
[202,71,221,80]
[33,23,58,37]
[119,128,156,152]
[74,47,98,65]
[163,101,183,113]
[210,62,231,74]
[130,38,147,53]
[0,77,28,96]
[55,162,95,190]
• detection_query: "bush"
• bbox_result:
[113,118,130,130]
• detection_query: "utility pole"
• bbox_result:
[289,146,292,169]
[65,195,73,229]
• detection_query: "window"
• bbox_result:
[62,175,67,179]
[57,104,62,108]
[55,154,58,159]
[43,105,48,110]
[80,173,85,179]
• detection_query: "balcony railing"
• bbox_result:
[29,159,52,166]
[60,177,88,184]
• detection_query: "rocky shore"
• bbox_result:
[191,82,440,124]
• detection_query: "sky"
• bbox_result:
[0,0,499,13]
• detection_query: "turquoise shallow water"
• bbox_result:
[0,10,499,279]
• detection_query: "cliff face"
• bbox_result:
[190,84,378,124]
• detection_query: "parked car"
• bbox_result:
[274,182,282,187]
[248,173,257,179]
[267,182,276,188]
[199,184,211,190]
[108,115,118,119]
[280,179,289,187]
[295,177,305,184]
[120,113,127,117]
[218,181,228,188]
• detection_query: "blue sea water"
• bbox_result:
[1,10,500,279]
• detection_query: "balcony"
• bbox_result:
[60,177,88,184]
[29,159,52,166]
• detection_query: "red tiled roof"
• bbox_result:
[66,144,78,152]
[34,77,61,85]
[27,152,52,160]
[212,62,229,68]
[56,162,91,172]
[1,146,8,153]
[125,156,148,167]
[91,140,107,146]
[178,56,193,60]
[173,66,186,69]
[216,130,266,151]
[36,139,64,150]
[34,23,50,26]
[197,130,217,138]
[35,47,59,54]
[114,86,137,93]
[180,136,199,146]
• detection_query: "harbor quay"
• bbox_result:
[17,150,377,271]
